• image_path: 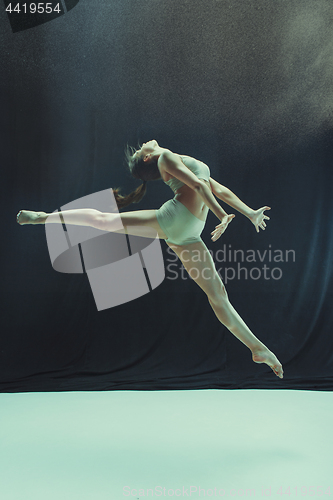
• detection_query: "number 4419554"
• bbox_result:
[6,3,61,14]
[277,486,331,496]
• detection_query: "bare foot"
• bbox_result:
[16,210,45,225]
[252,347,284,379]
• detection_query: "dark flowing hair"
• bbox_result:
[112,143,162,210]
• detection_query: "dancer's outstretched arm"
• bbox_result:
[209,177,271,235]
[209,178,254,217]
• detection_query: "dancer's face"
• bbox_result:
[134,140,159,161]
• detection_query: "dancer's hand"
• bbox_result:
[211,214,235,241]
[249,206,271,233]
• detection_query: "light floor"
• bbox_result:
[0,389,331,499]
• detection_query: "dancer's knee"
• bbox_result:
[87,210,104,229]
[208,292,235,328]
[92,211,120,231]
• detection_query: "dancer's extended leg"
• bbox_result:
[16,209,168,240]
[167,239,284,379]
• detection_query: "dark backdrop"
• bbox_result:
[1,0,333,392]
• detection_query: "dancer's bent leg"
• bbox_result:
[167,239,284,379]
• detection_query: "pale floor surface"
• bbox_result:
[0,389,332,500]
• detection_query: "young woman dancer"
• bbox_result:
[17,140,283,379]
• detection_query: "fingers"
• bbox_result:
[210,215,235,241]
[211,226,225,241]
[211,218,233,233]
[259,207,271,215]
[255,221,267,231]
[253,207,271,233]
[211,227,224,238]
[211,230,223,241]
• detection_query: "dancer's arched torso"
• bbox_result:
[159,154,212,221]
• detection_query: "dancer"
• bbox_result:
[17,140,283,378]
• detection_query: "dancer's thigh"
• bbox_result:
[112,209,168,239]
[166,239,226,299]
